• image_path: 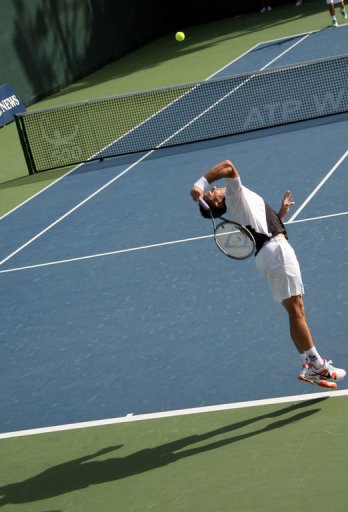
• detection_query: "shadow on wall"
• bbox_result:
[11,0,168,105]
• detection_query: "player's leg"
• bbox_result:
[255,238,345,387]
[281,294,313,353]
[282,295,346,388]
[339,0,347,18]
[327,0,339,25]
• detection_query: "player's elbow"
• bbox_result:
[223,160,239,178]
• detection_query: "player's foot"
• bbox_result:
[341,9,347,19]
[298,359,346,389]
[260,7,266,12]
[296,0,303,6]
[332,18,339,27]
[267,6,272,10]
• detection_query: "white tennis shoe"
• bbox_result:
[298,359,346,389]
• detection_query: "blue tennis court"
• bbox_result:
[1,27,347,436]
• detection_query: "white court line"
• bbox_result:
[0,234,212,273]
[0,166,82,222]
[207,31,314,79]
[288,149,348,223]
[291,211,348,223]
[259,33,311,70]
[0,211,347,274]
[0,389,347,440]
[0,152,154,266]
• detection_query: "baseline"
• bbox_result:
[1,389,347,440]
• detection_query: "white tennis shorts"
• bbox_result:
[326,0,341,4]
[255,237,304,302]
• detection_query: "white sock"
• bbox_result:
[304,347,324,368]
[300,353,307,366]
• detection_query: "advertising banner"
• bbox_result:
[0,83,26,127]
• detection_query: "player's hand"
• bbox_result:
[190,186,204,202]
[278,190,294,221]
[282,190,294,209]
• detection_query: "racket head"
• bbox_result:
[199,199,255,259]
[214,220,255,260]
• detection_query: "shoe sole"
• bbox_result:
[297,375,337,389]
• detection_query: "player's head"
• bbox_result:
[199,186,227,218]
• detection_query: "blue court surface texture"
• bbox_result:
[0,27,347,436]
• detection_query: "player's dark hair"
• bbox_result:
[198,199,227,219]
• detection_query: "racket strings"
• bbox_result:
[214,222,255,259]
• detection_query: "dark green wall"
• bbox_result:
[0,0,293,106]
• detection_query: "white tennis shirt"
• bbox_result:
[224,177,287,253]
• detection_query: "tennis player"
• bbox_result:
[190,159,346,388]
[326,0,347,27]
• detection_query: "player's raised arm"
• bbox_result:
[190,160,239,201]
[204,159,239,184]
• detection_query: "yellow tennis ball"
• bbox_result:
[175,31,185,42]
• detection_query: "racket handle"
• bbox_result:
[199,199,210,211]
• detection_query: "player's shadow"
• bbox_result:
[0,398,327,506]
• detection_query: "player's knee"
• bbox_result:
[283,295,306,320]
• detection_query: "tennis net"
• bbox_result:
[15,53,348,174]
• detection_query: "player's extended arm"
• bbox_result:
[278,190,295,222]
[190,160,239,201]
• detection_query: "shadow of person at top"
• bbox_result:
[0,398,327,506]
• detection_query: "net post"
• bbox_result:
[14,114,37,175]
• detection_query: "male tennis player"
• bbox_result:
[326,0,347,27]
[190,159,346,388]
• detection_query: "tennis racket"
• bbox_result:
[199,199,256,260]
